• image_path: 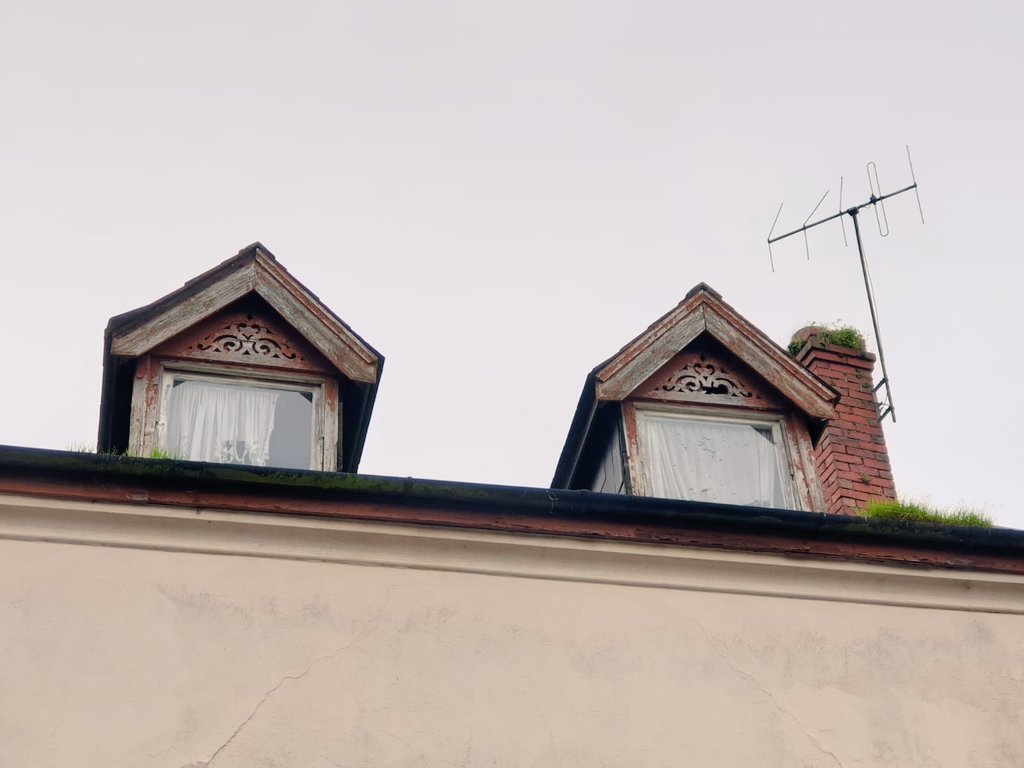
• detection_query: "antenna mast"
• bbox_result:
[767,147,924,423]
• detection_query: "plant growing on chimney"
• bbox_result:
[861,498,993,528]
[788,324,867,356]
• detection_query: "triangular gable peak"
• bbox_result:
[108,243,379,384]
[594,283,836,420]
[151,299,336,375]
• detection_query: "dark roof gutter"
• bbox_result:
[1,446,1022,573]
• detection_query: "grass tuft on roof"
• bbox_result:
[861,498,993,528]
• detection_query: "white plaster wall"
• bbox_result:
[1,501,1023,768]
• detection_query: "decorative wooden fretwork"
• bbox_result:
[154,308,332,372]
[656,354,754,398]
[634,350,775,406]
[189,320,304,362]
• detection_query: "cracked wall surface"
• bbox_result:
[1,528,1023,767]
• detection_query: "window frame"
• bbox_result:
[624,402,808,510]
[156,368,327,470]
[128,356,339,471]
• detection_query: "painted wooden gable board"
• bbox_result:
[594,287,837,420]
[110,253,379,384]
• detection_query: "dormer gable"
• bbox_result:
[593,283,836,418]
[98,243,383,472]
[106,242,378,383]
[552,284,837,512]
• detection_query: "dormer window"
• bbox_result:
[552,283,838,512]
[98,244,383,473]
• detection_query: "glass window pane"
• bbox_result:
[164,378,313,469]
[638,414,789,508]
[268,389,314,470]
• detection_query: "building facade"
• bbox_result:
[1,246,1021,767]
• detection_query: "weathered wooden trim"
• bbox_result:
[125,354,165,458]
[140,355,164,456]
[110,254,379,385]
[596,307,707,401]
[323,378,341,472]
[704,306,836,420]
[703,301,837,403]
[593,288,836,424]
[620,402,646,496]
[127,356,151,457]
[112,266,256,357]
[782,412,825,512]
[254,255,378,382]
[595,292,705,384]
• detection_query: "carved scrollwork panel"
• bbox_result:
[189,320,305,363]
[638,352,767,404]
[658,356,754,398]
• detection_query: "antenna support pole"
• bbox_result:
[849,209,895,422]
[766,148,923,424]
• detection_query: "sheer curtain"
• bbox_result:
[638,415,786,507]
[164,380,280,466]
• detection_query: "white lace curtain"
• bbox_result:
[164,381,280,466]
[638,415,786,508]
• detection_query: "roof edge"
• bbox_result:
[2,446,1022,574]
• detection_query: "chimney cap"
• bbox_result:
[790,324,871,359]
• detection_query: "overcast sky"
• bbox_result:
[3,1,1022,526]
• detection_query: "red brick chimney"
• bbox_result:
[793,327,897,515]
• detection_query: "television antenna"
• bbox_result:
[766,146,924,423]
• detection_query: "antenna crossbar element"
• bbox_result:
[766,148,925,424]
[767,181,918,246]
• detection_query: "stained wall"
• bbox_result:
[1,495,1022,768]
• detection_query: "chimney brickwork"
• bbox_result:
[795,331,897,515]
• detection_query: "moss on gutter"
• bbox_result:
[1,446,1018,560]
[3,446,517,502]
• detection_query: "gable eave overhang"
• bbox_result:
[590,288,838,420]
[550,374,600,489]
[106,243,381,384]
